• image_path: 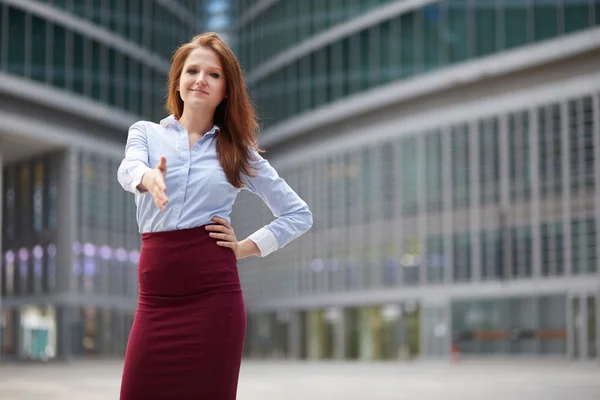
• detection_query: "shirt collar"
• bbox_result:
[160,115,220,136]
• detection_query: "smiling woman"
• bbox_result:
[117,32,313,400]
[178,47,226,111]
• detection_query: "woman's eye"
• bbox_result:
[210,73,220,78]
[187,69,197,74]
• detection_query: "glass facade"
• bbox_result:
[2,153,61,298]
[1,149,140,360]
[0,0,200,360]
[452,296,566,356]
[231,0,600,362]
[233,82,600,359]
[236,93,599,302]
[0,0,200,120]
[236,0,600,129]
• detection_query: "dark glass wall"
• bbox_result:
[0,1,199,120]
[236,0,600,129]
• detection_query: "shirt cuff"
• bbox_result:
[247,227,278,257]
[131,167,152,195]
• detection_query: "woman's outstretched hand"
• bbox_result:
[141,156,168,211]
[206,216,260,260]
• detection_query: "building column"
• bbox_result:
[498,114,512,279]
[596,292,600,363]
[57,148,78,294]
[288,310,301,359]
[334,307,346,360]
[394,141,404,287]
[580,295,588,359]
[419,304,428,359]
[358,308,373,360]
[566,295,574,360]
[55,306,72,360]
[306,310,321,360]
[442,126,454,284]
[532,297,541,354]
[530,108,542,278]
[592,93,600,363]
[560,101,573,276]
[444,300,452,359]
[0,148,3,363]
[469,121,482,281]
[417,134,427,285]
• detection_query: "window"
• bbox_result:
[379,20,392,84]
[91,41,102,101]
[446,0,468,63]
[509,111,531,201]
[533,0,559,41]
[31,15,47,83]
[571,218,597,275]
[427,236,444,283]
[362,147,374,223]
[564,0,593,33]
[359,30,370,91]
[72,33,85,95]
[381,142,396,219]
[539,104,563,198]
[474,0,497,56]
[399,12,416,77]
[7,7,26,76]
[453,232,471,281]
[401,137,418,216]
[568,97,595,192]
[511,226,532,277]
[479,118,500,205]
[425,130,443,211]
[422,4,441,71]
[451,124,470,209]
[504,0,529,49]
[481,230,502,279]
[541,222,564,276]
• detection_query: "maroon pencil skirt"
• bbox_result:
[120,226,246,400]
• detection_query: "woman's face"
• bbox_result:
[178,46,226,112]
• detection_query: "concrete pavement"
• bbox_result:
[0,359,599,399]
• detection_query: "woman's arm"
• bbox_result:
[243,151,313,257]
[117,122,153,194]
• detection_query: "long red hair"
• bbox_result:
[166,32,261,188]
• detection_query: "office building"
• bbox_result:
[232,0,600,361]
[0,0,201,360]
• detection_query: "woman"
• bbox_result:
[117,32,312,399]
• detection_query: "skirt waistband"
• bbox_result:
[141,225,215,245]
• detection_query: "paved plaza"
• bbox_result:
[0,359,599,399]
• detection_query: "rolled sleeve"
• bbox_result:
[117,122,152,195]
[247,227,279,257]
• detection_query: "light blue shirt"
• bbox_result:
[117,115,312,257]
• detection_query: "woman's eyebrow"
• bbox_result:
[185,63,223,72]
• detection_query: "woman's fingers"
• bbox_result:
[206,220,236,241]
[209,232,231,241]
[211,216,232,230]
[150,176,168,211]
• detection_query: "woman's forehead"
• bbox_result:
[184,47,222,70]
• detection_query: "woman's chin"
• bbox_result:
[184,99,216,110]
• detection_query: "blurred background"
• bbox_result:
[0,0,599,367]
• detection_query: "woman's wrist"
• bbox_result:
[238,239,260,260]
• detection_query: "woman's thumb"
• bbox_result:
[157,156,167,170]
